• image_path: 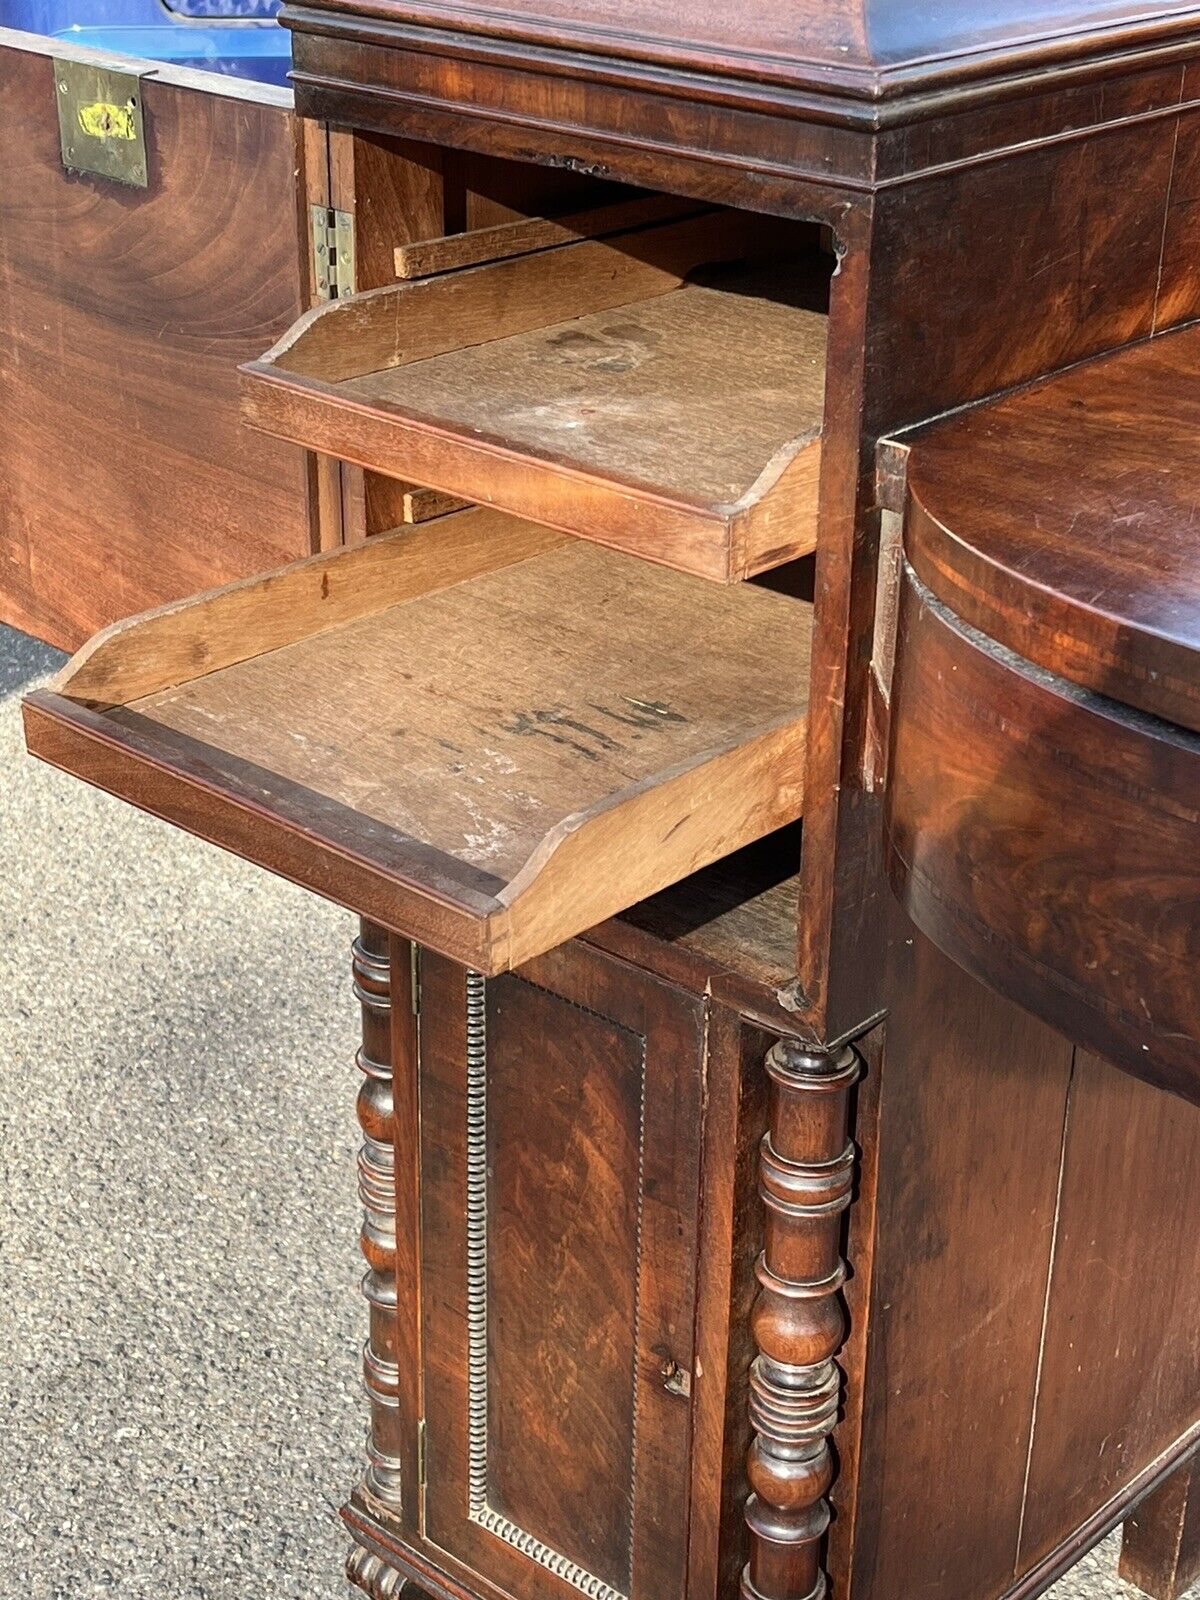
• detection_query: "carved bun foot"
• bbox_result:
[346,1541,408,1599]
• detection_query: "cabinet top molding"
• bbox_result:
[282,0,1200,111]
[282,0,1200,195]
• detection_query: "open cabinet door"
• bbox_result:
[0,34,326,650]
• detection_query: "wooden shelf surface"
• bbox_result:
[24,509,812,973]
[243,210,828,582]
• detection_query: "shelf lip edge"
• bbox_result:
[23,686,811,977]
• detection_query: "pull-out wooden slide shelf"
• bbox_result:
[241,207,829,583]
[24,508,812,973]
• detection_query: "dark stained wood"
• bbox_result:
[793,91,1200,1047]
[886,565,1200,1106]
[486,974,643,1587]
[386,934,423,1544]
[21,7,1200,1600]
[289,28,872,217]
[848,909,1075,1600]
[417,944,704,1600]
[1120,1454,1200,1600]
[346,1540,411,1599]
[742,1037,861,1600]
[1018,1051,1200,1572]
[790,207,879,1042]
[687,1011,769,1600]
[283,6,1200,223]
[352,921,405,1518]
[887,323,1200,734]
[0,37,315,650]
[1154,98,1200,332]
[288,0,1200,102]
[866,112,1183,429]
[278,13,1200,1065]
[823,1024,883,1599]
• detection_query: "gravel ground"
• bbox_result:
[0,624,1184,1599]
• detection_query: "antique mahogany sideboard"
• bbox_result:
[18,3,1200,1600]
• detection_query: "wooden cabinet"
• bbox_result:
[15,2,1200,1598]
[0,31,322,649]
[344,931,774,1600]
[419,947,703,1600]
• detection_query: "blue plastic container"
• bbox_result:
[0,0,291,87]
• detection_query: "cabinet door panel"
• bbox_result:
[418,945,704,1600]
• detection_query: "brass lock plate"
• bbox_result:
[54,59,148,188]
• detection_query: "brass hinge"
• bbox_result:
[417,1417,428,1528]
[310,204,356,301]
[410,943,421,1015]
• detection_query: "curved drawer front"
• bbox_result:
[886,563,1200,1107]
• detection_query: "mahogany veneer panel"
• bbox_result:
[416,946,704,1600]
[25,512,811,974]
[851,909,1075,1600]
[886,567,1200,1106]
[1156,104,1200,331]
[1018,1050,1200,1572]
[0,39,313,650]
[884,322,1200,733]
[484,975,641,1585]
[243,213,828,582]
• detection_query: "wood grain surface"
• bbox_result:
[125,541,809,881]
[887,566,1200,1106]
[29,532,812,972]
[891,322,1200,733]
[342,281,824,510]
[394,193,701,278]
[1121,1454,1200,1600]
[849,909,1074,1600]
[0,40,314,649]
[417,946,704,1600]
[1019,1051,1200,1572]
[283,0,1200,103]
[245,216,828,580]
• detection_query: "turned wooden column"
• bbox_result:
[743,1039,861,1600]
[352,918,404,1516]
